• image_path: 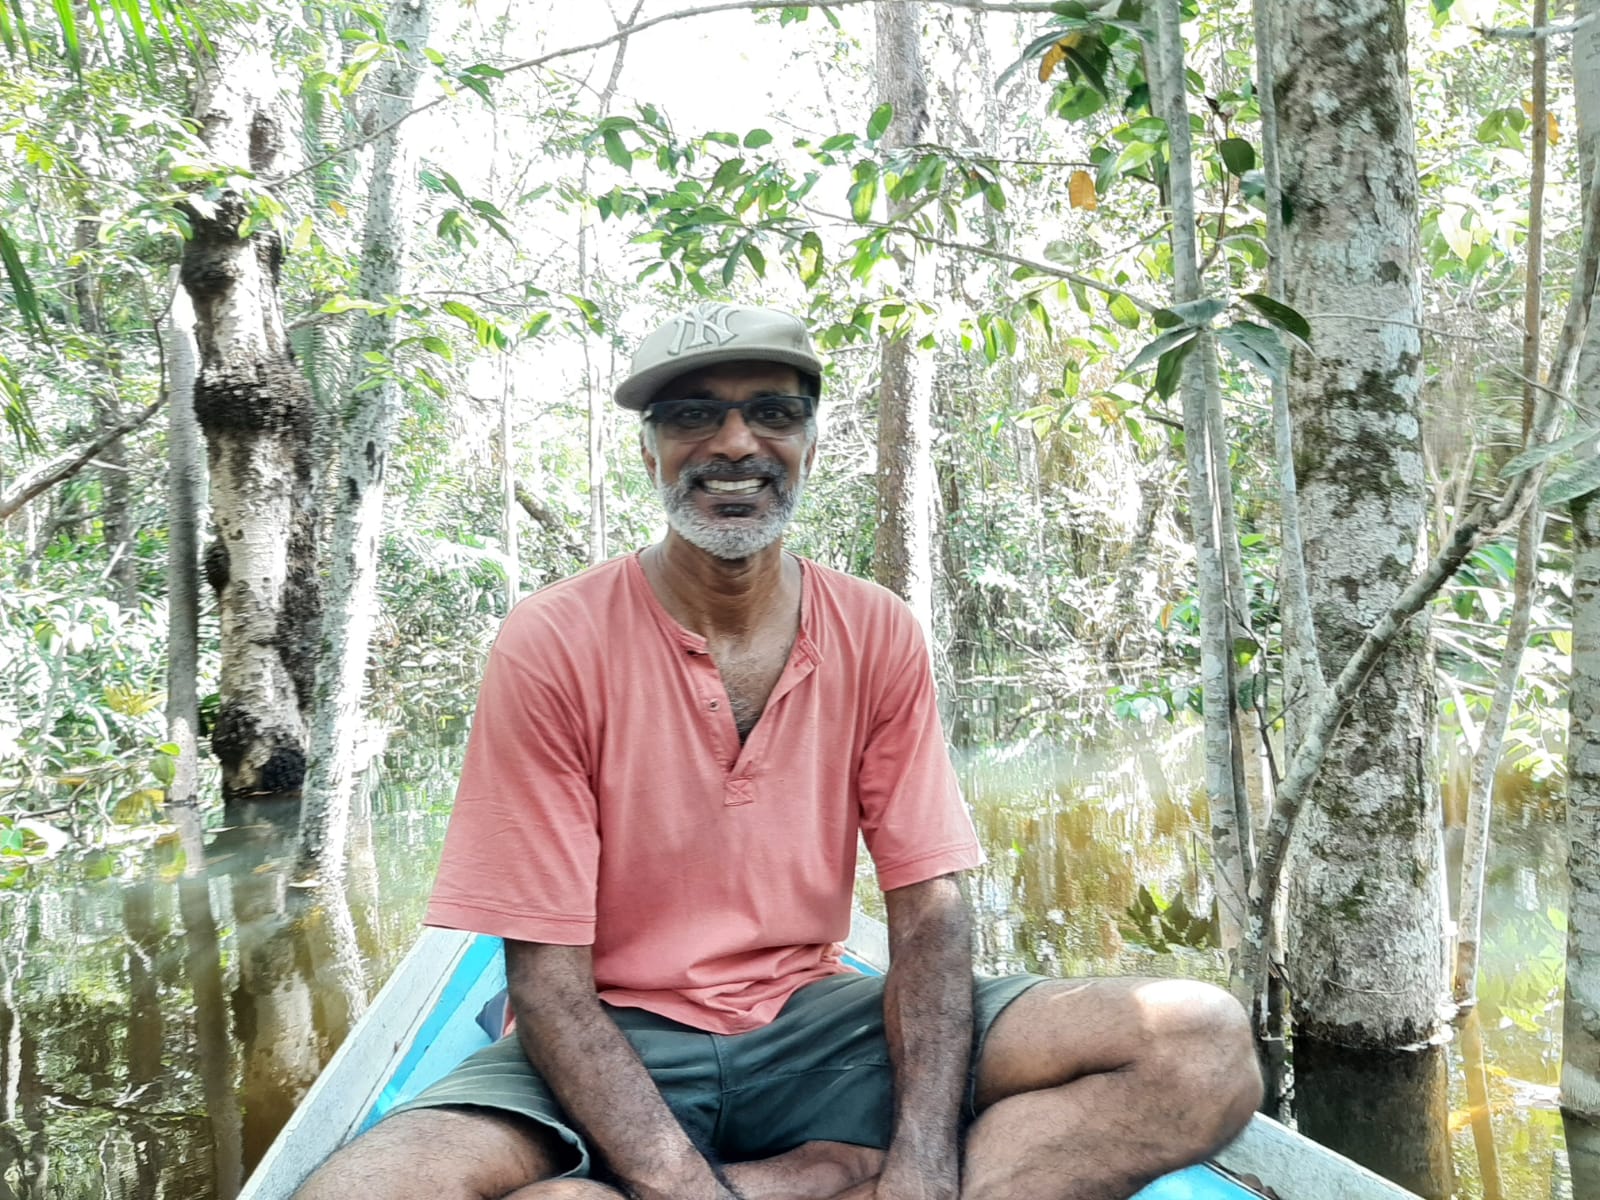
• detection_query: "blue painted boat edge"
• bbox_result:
[364,932,506,1130]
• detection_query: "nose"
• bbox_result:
[701,407,762,459]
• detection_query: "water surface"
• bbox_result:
[0,727,1570,1198]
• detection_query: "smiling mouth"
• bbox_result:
[700,479,768,496]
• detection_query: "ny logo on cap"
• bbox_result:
[667,303,738,356]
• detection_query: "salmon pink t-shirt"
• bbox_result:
[424,552,983,1035]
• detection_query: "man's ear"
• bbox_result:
[640,429,657,481]
[803,437,818,477]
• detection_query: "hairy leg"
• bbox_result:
[961,978,1261,1200]
[293,1107,572,1200]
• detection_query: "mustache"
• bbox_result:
[677,458,786,485]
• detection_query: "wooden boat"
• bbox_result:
[242,913,1420,1200]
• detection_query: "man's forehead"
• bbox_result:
[658,360,803,399]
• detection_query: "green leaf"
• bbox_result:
[1051,84,1104,121]
[1153,296,1226,329]
[1154,338,1198,399]
[1215,321,1288,378]
[1129,327,1199,373]
[868,103,894,140]
[1107,293,1141,330]
[1501,428,1600,478]
[0,223,46,339]
[1239,293,1311,343]
[320,294,384,315]
[52,0,80,72]
[744,128,773,148]
[799,231,824,287]
[603,129,631,171]
[522,311,553,339]
[1543,454,1600,506]
[849,175,878,223]
[1218,138,1256,176]
[711,158,745,191]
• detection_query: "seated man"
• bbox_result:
[296,303,1260,1200]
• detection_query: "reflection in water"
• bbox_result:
[1459,1007,1504,1200]
[0,783,450,1198]
[1293,1039,1454,1199]
[0,727,1575,1198]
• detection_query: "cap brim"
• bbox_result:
[614,348,821,410]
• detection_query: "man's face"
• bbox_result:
[641,361,818,561]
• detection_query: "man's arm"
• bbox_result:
[506,940,734,1200]
[877,873,975,1200]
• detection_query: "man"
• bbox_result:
[296,303,1260,1200]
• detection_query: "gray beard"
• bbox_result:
[656,457,806,560]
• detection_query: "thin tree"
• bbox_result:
[298,0,436,881]
[1149,0,1252,986]
[1455,1,1553,1006]
[873,0,937,634]
[163,282,204,810]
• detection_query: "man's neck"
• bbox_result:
[643,533,796,640]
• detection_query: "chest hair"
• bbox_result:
[713,631,797,741]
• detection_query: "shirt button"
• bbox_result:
[709,700,720,710]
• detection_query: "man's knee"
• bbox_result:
[292,1107,570,1200]
[1138,980,1261,1144]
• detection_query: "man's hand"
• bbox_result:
[878,875,974,1200]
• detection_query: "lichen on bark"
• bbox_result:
[1274,0,1447,1050]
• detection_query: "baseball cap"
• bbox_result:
[614,302,823,411]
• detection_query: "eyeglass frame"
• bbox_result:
[642,393,818,442]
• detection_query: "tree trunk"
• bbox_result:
[164,283,204,809]
[1565,488,1600,1119]
[1149,0,1250,983]
[72,214,137,608]
[297,0,435,880]
[182,38,321,800]
[1273,0,1446,1049]
[872,0,936,636]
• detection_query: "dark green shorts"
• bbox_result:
[389,971,1047,1177]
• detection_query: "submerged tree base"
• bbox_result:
[1292,1039,1454,1200]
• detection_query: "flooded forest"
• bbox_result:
[1,0,1598,1197]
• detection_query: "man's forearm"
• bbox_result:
[881,875,975,1197]
[507,941,725,1200]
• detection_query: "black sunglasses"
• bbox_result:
[644,394,815,442]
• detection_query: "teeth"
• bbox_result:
[703,479,765,495]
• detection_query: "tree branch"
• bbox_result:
[806,207,1162,310]
[270,0,1085,190]
[1477,12,1594,39]
[0,398,166,521]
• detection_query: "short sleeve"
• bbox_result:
[857,607,984,892]
[424,609,599,944]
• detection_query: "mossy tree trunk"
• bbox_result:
[1273,0,1446,1048]
[872,0,936,636]
[1563,0,1600,1130]
[1565,488,1600,1118]
[297,0,435,881]
[181,43,320,800]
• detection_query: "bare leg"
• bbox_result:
[961,978,1260,1200]
[293,1108,572,1200]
